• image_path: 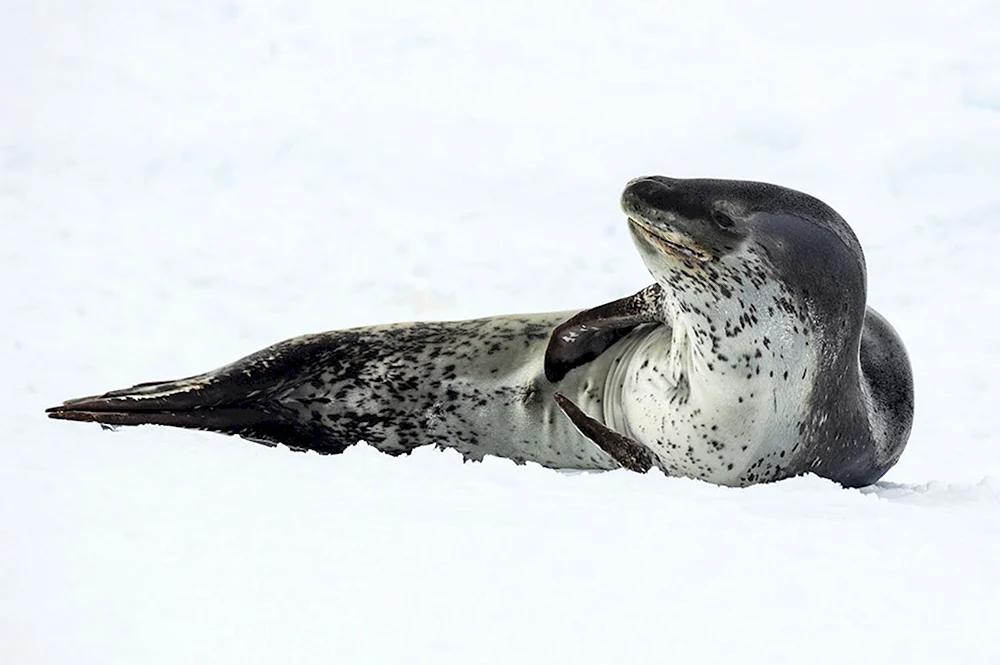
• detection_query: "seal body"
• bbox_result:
[269,314,625,469]
[48,314,621,470]
[48,176,914,488]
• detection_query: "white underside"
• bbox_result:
[601,317,815,486]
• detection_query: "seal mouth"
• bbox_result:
[627,216,711,262]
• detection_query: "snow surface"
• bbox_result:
[3,1,1000,663]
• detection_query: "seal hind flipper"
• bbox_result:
[46,402,338,452]
[46,333,353,453]
[544,284,664,382]
[553,393,654,473]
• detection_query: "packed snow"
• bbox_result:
[3,1,999,663]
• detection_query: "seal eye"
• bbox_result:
[712,211,736,229]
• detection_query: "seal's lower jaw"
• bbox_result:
[627,217,712,263]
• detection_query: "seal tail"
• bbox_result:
[45,334,349,453]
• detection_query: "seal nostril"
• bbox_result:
[622,177,680,215]
[713,211,735,229]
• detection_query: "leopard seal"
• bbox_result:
[47,176,914,487]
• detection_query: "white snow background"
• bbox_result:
[3,1,1000,663]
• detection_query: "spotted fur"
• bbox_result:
[47,176,914,488]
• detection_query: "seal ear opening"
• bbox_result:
[544,284,664,382]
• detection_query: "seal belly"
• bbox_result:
[611,323,810,486]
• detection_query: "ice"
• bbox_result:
[2,1,998,663]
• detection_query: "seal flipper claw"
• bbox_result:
[553,393,654,473]
[544,284,664,382]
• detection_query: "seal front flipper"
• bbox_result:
[553,393,654,473]
[544,284,664,382]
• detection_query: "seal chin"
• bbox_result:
[626,216,711,263]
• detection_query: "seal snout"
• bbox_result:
[621,176,711,262]
[621,176,750,264]
[620,176,678,220]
